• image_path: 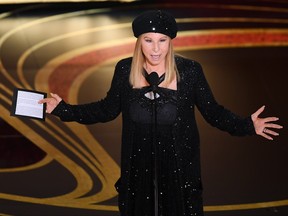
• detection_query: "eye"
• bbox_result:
[160,38,167,42]
[144,39,152,43]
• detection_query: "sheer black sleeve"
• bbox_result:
[193,61,255,136]
[51,60,126,124]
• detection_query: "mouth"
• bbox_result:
[151,54,161,61]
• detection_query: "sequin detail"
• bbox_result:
[51,56,255,216]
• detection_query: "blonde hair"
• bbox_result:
[130,35,179,88]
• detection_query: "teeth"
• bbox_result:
[151,55,160,60]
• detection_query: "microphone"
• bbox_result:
[147,72,160,92]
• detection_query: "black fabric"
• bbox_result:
[132,10,178,39]
[129,87,177,125]
[143,69,165,87]
[52,56,256,216]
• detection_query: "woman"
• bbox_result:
[39,10,282,216]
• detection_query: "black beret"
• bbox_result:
[132,10,178,39]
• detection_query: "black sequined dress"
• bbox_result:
[51,56,255,216]
[128,86,179,216]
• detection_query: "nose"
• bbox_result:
[152,42,159,52]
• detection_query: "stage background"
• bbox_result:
[0,0,287,215]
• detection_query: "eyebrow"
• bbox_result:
[143,36,168,40]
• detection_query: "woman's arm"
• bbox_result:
[193,62,282,139]
[39,60,126,124]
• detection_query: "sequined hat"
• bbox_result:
[132,10,178,39]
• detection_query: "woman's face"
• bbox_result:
[141,32,170,67]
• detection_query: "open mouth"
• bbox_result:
[151,54,161,61]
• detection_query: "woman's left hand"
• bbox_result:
[251,105,283,140]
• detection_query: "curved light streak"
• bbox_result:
[0,2,287,213]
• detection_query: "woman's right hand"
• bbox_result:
[38,93,62,114]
